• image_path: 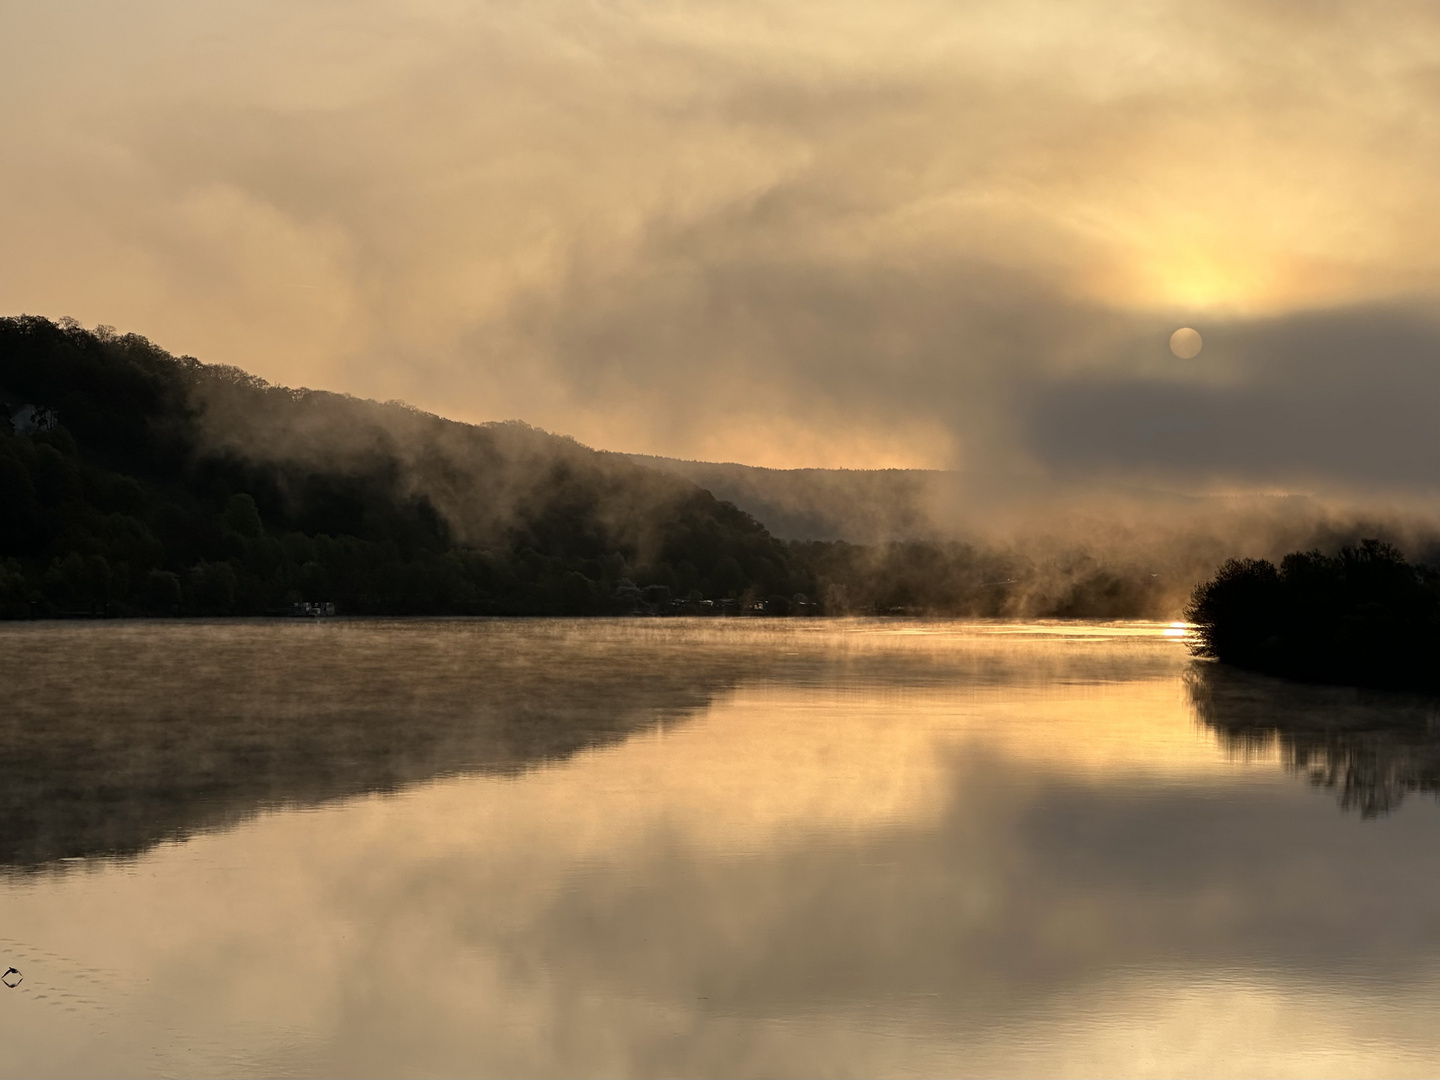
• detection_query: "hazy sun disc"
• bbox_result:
[1170,327,1203,359]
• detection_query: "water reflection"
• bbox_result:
[1189,662,1440,817]
[0,620,741,867]
[0,619,1178,869]
[6,621,1440,1077]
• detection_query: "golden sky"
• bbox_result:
[4,1,1440,483]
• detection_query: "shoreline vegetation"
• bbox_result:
[0,316,1178,621]
[1186,541,1440,690]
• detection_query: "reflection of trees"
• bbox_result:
[0,621,1181,869]
[1187,662,1440,817]
[0,623,759,869]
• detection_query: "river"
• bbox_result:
[2,618,1438,1078]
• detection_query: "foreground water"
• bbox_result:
[2,619,1439,1078]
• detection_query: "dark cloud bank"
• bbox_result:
[1027,305,1440,491]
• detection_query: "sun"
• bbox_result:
[1169,327,1202,359]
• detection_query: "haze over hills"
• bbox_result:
[621,453,1440,599]
[615,454,949,544]
[4,314,1440,622]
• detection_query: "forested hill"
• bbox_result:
[0,316,810,616]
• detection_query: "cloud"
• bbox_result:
[1026,305,1440,493]
[4,0,1440,480]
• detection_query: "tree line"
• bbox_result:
[1186,539,1440,689]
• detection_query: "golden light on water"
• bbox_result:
[8,620,1440,1077]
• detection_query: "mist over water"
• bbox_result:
[4,619,1440,1078]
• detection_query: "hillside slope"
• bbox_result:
[0,316,809,616]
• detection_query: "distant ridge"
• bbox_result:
[614,453,950,543]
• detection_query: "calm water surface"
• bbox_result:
[2,618,1440,1078]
